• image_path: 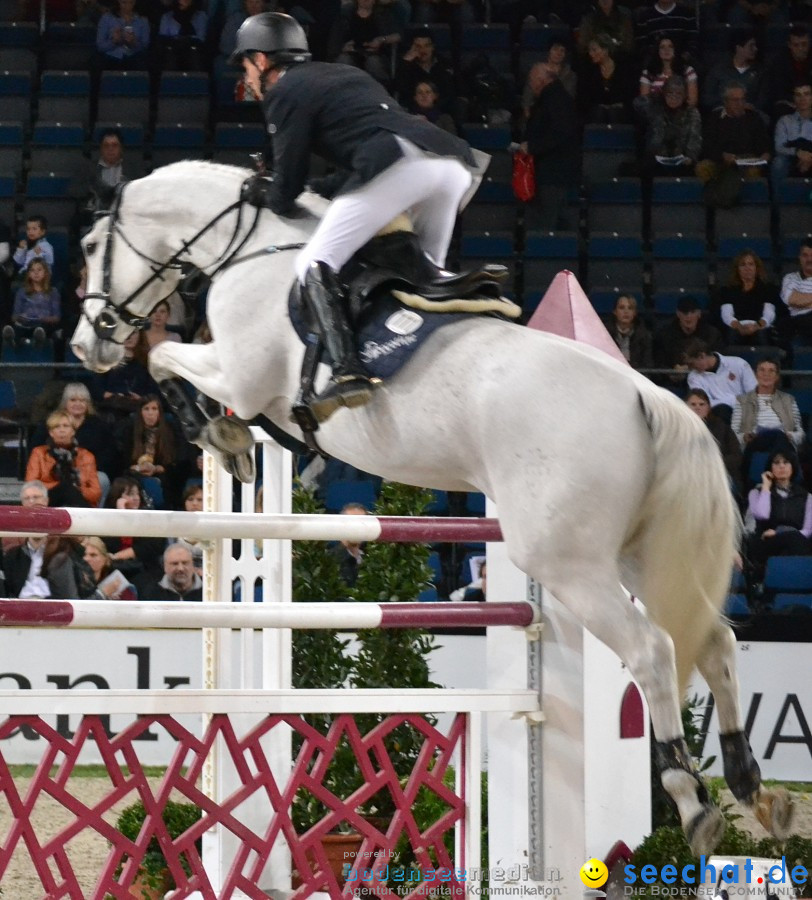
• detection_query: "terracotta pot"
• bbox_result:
[292,831,364,888]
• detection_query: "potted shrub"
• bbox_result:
[111,798,201,899]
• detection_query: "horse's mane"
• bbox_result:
[146,160,253,185]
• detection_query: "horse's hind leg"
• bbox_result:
[540,566,724,855]
[695,620,794,839]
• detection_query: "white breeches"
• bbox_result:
[295,150,474,282]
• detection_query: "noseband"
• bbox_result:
[83,182,261,343]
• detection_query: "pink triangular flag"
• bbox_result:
[526,270,628,365]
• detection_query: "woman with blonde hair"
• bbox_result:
[25,409,102,507]
[82,536,137,599]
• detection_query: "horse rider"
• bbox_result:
[231,12,487,421]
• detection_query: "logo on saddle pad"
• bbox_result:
[359,310,423,365]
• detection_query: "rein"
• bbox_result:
[83,181,271,343]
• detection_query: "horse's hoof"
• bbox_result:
[205,416,254,455]
[685,805,725,856]
[754,788,794,840]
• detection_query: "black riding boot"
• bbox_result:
[303,261,378,421]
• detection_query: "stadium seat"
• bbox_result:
[0,70,33,125]
[522,231,579,305]
[582,124,637,183]
[97,71,151,125]
[724,594,750,616]
[650,235,709,292]
[0,20,38,48]
[652,290,709,316]
[37,71,92,128]
[772,592,812,612]
[776,179,812,238]
[650,177,707,238]
[763,556,812,592]
[30,121,86,176]
[712,180,770,244]
[466,492,486,515]
[0,120,23,186]
[212,121,266,167]
[586,178,643,238]
[589,287,642,316]
[156,71,211,127]
[22,174,78,230]
[150,124,207,170]
[587,233,644,291]
[426,489,449,515]
[0,47,37,75]
[715,236,773,283]
[323,478,378,513]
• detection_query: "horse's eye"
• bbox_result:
[85,242,96,256]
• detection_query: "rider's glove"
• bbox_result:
[240,174,275,208]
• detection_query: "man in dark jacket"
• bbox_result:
[522,62,580,230]
[231,12,487,421]
[140,543,202,602]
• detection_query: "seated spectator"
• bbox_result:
[12,216,54,281]
[410,81,458,133]
[767,25,812,119]
[330,502,368,587]
[395,30,456,116]
[578,34,636,123]
[336,0,402,86]
[521,62,581,230]
[168,483,204,572]
[521,41,577,111]
[701,29,767,113]
[635,0,698,60]
[685,339,757,422]
[2,480,49,555]
[81,128,133,217]
[29,382,116,499]
[577,0,635,60]
[644,75,702,174]
[2,534,89,599]
[770,82,812,192]
[145,299,183,352]
[745,449,812,580]
[103,475,166,585]
[686,388,743,497]
[117,393,189,508]
[156,0,208,71]
[779,236,812,343]
[94,330,161,420]
[3,260,61,349]
[639,34,698,107]
[716,249,779,346]
[731,356,803,479]
[696,82,771,206]
[411,0,476,58]
[653,295,722,369]
[25,410,102,508]
[95,0,151,70]
[0,219,10,317]
[82,535,138,600]
[140,542,203,601]
[603,293,654,369]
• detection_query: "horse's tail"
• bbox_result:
[633,384,740,695]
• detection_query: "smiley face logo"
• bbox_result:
[580,858,609,889]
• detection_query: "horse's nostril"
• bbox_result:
[71,343,86,362]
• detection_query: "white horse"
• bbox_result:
[70,161,792,855]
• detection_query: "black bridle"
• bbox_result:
[83,181,263,343]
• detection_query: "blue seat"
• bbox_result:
[523,231,580,304]
[324,478,378,513]
[214,121,265,149]
[97,71,151,123]
[463,124,511,152]
[156,72,211,126]
[40,70,91,96]
[43,22,95,45]
[716,235,772,263]
[0,121,24,188]
[461,23,510,51]
[93,121,145,149]
[466,492,486,515]
[0,70,32,96]
[417,586,441,603]
[776,178,812,236]
[763,556,812,592]
[426,489,449,515]
[589,288,641,316]
[31,121,85,149]
[746,451,770,487]
[587,178,643,237]
[519,22,571,51]
[159,70,210,95]
[582,125,637,183]
[583,124,636,151]
[26,172,75,197]
[587,234,644,291]
[713,180,770,242]
[458,550,485,586]
[724,594,750,616]
[0,21,38,48]
[772,592,812,612]
[150,124,207,169]
[99,70,150,97]
[427,551,443,585]
[651,234,709,292]
[650,177,706,238]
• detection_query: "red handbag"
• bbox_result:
[512,150,535,202]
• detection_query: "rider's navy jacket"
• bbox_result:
[260,61,476,215]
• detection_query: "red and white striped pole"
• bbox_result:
[0,506,503,543]
[0,598,537,630]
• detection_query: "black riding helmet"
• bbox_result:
[229,12,311,66]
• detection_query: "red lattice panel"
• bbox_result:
[0,713,467,898]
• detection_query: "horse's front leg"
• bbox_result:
[150,341,255,483]
[696,621,794,840]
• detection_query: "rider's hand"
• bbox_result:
[241,174,274,208]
